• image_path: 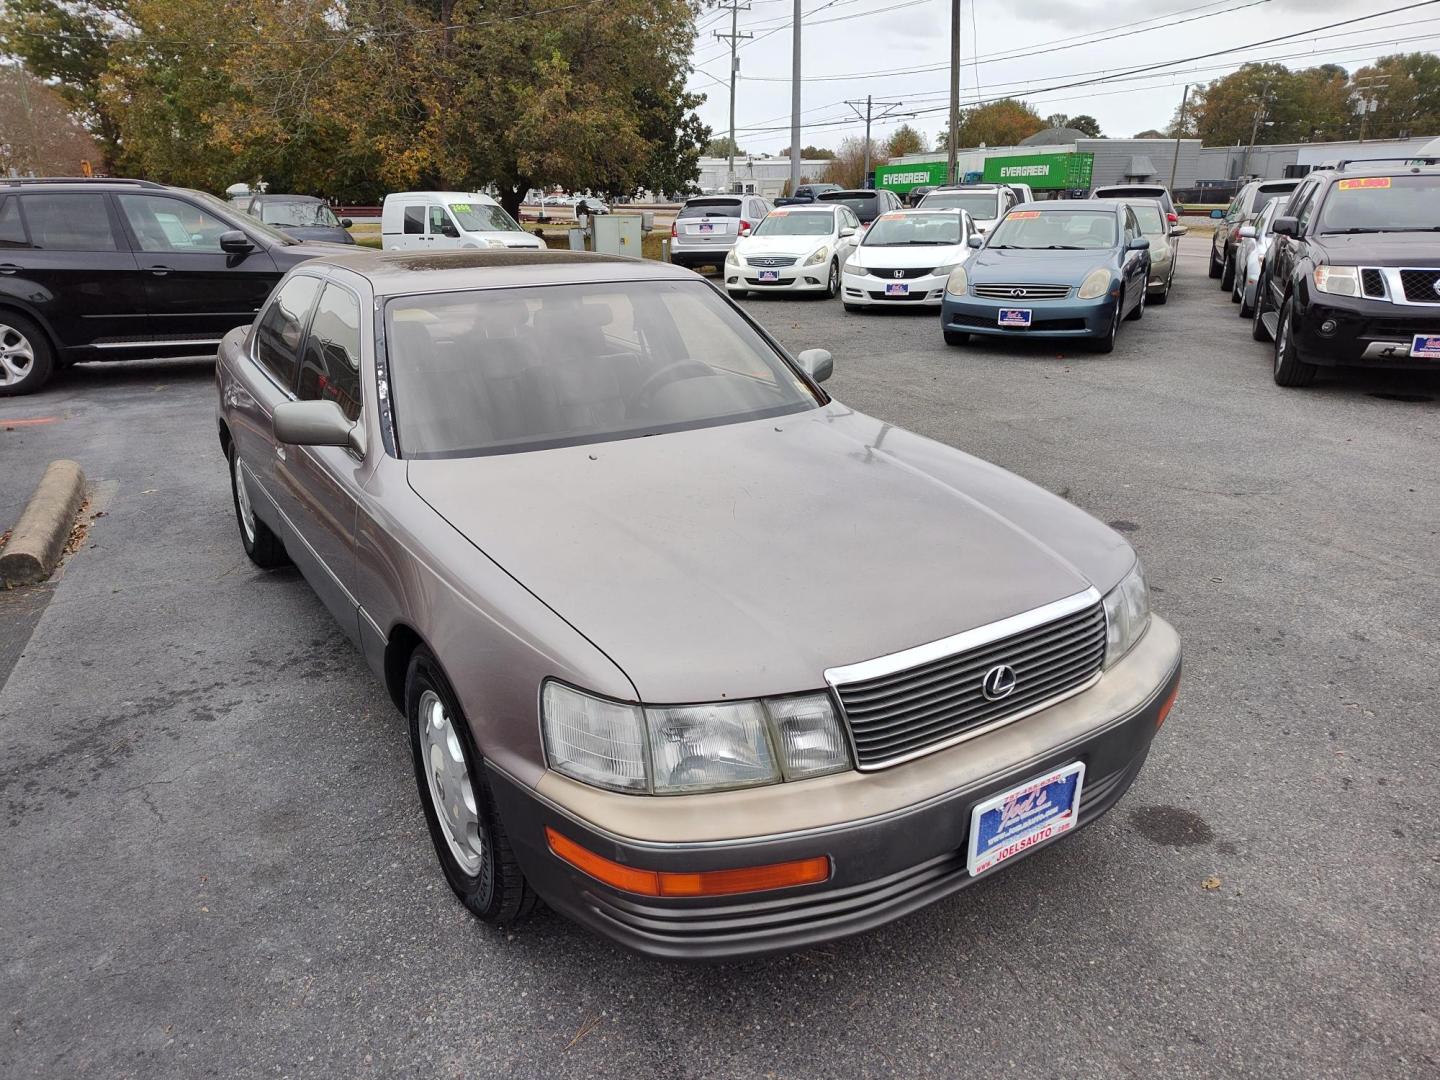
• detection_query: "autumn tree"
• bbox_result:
[884,123,925,157]
[1044,113,1103,137]
[1133,129,1167,139]
[0,64,101,175]
[936,98,1045,151]
[705,135,744,157]
[1349,53,1440,140]
[1182,62,1355,146]
[827,136,886,188]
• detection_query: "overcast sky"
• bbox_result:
[685,0,1437,155]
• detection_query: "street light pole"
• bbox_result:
[714,0,752,193]
[1240,81,1269,179]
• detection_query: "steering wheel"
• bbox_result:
[629,358,715,410]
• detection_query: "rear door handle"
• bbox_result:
[0,263,19,275]
[144,265,173,276]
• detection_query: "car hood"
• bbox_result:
[276,225,354,244]
[853,242,969,268]
[737,234,831,259]
[970,247,1115,282]
[406,404,1133,703]
[1310,231,1440,266]
[272,239,363,266]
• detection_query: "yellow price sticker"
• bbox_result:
[1336,177,1391,191]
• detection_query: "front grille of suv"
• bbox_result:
[1399,269,1440,304]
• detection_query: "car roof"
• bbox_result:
[253,193,323,203]
[384,191,499,203]
[312,249,695,296]
[772,204,837,212]
[686,194,744,202]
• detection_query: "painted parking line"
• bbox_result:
[0,417,61,427]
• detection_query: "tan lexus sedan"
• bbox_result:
[216,249,1181,960]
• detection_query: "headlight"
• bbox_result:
[1078,267,1114,300]
[1102,561,1150,668]
[843,259,861,275]
[1313,265,1359,296]
[804,246,830,266]
[725,248,741,265]
[945,265,969,295]
[541,682,851,794]
[933,262,960,279]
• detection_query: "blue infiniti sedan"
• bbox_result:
[940,201,1151,353]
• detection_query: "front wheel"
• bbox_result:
[844,302,864,313]
[823,259,840,299]
[943,329,969,346]
[406,648,538,925]
[1126,283,1145,321]
[0,314,55,397]
[1239,279,1255,318]
[229,444,288,568]
[1220,250,1236,292]
[1208,243,1223,279]
[1090,295,1121,353]
[1273,296,1318,387]
[1150,275,1170,306]
[1251,274,1272,341]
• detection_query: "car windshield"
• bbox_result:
[187,189,298,245]
[863,212,963,245]
[1316,175,1440,233]
[679,200,742,219]
[920,191,999,218]
[386,280,822,457]
[1129,205,1165,234]
[1097,187,1163,199]
[449,202,524,233]
[986,210,1118,249]
[752,210,834,236]
[259,200,341,228]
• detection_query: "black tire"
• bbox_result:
[0,312,56,397]
[1251,273,1271,341]
[1273,296,1318,388]
[228,443,289,568]
[406,647,538,925]
[943,329,969,346]
[1220,249,1236,292]
[1150,279,1170,306]
[1238,284,1255,318]
[1090,295,1121,353]
[1230,267,1243,303]
[823,259,840,299]
[1126,283,1145,321]
[1208,242,1223,279]
[844,302,864,313]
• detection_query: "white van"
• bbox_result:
[381,191,544,251]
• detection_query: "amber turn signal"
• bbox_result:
[545,827,831,898]
[1155,680,1180,729]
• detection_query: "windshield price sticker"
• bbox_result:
[1009,210,1042,219]
[1337,177,1391,191]
[450,203,473,213]
[770,209,789,216]
[879,212,904,220]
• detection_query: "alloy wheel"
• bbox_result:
[0,323,35,387]
[232,452,257,544]
[418,690,485,876]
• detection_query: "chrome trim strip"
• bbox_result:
[93,338,223,350]
[1362,340,1421,359]
[823,587,1102,687]
[1382,266,1440,306]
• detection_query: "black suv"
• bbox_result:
[1253,162,1440,386]
[0,177,347,395]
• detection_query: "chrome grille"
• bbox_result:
[830,597,1107,769]
[1399,268,1440,303]
[869,267,935,280]
[747,255,798,268]
[972,282,1071,300]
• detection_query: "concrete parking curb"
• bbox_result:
[1,460,87,587]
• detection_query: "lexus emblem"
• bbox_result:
[893,270,905,279]
[981,664,1018,701]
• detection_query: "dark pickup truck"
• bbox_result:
[773,182,842,207]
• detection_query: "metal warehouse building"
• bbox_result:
[1195,135,1438,180]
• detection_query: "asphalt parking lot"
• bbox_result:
[2,235,1437,1079]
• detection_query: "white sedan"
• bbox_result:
[724,204,863,299]
[841,209,975,310]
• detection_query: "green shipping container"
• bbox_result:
[981,152,1093,191]
[875,160,950,193]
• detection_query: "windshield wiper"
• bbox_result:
[1323,227,1387,234]
[1044,245,1087,249]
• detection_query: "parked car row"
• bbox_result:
[1222,163,1440,387]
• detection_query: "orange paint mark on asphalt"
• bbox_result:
[1,417,60,427]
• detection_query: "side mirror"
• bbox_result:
[967,234,983,248]
[1271,216,1299,237]
[1210,209,1225,219]
[840,226,856,238]
[796,347,833,384]
[1238,225,1257,240]
[220,230,254,254]
[1169,225,1188,237]
[340,217,353,228]
[1128,237,1150,250]
[273,400,365,456]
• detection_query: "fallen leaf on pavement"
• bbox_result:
[1201,876,1222,890]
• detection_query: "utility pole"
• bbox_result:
[845,96,905,188]
[714,0,752,193]
[1240,81,1269,179]
[1168,84,1189,193]
[1353,75,1388,142]
[947,0,961,184]
[789,0,801,195]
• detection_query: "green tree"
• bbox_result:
[1350,53,1440,140]
[884,123,925,157]
[939,98,1045,150]
[1186,62,1355,147]
[1044,112,1103,137]
[705,135,744,157]
[1133,129,1167,139]
[780,145,835,159]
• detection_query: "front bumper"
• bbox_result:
[725,261,831,292]
[841,270,948,306]
[1292,294,1440,370]
[940,290,1115,339]
[488,617,1181,960]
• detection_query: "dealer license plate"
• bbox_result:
[885,282,910,296]
[998,308,1032,327]
[758,270,779,282]
[698,222,715,233]
[967,762,1085,876]
[1411,334,1440,359]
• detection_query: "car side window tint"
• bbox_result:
[18,193,118,251]
[403,206,425,234]
[1294,187,1319,232]
[117,194,232,253]
[254,275,322,391]
[297,283,363,423]
[0,197,26,248]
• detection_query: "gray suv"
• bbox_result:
[669,194,772,271]
[1208,178,1300,291]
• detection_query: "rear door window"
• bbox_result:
[17,193,119,250]
[0,197,26,248]
[254,274,322,390]
[403,206,426,234]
